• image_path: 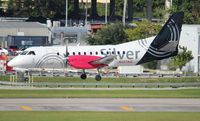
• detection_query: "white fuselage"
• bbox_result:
[8,37,154,69]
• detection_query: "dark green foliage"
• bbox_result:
[143,60,158,70]
[168,0,200,24]
[87,23,128,45]
[3,0,200,24]
[6,0,68,18]
[170,46,193,70]
[126,20,162,41]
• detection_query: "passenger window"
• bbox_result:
[123,51,125,54]
[78,52,81,55]
[84,52,86,55]
[73,52,75,55]
[117,51,120,55]
[96,52,98,55]
[90,52,92,55]
[20,51,28,55]
[28,51,35,55]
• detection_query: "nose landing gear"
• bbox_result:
[80,69,102,81]
[95,68,102,81]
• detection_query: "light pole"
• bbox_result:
[123,0,127,26]
[85,0,88,26]
[65,0,68,27]
[105,0,108,24]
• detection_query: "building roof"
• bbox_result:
[0,22,47,28]
[52,27,88,33]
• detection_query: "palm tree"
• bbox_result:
[146,0,152,21]
[128,0,133,21]
[73,0,79,16]
[110,0,115,19]
[91,0,98,18]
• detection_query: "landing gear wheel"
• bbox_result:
[95,75,102,81]
[24,77,29,82]
[80,73,87,80]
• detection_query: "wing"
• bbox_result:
[89,55,115,65]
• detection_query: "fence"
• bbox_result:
[1,81,200,88]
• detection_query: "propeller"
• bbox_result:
[64,38,69,68]
[62,38,69,76]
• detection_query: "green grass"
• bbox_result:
[0,112,200,121]
[0,89,200,98]
[1,76,200,83]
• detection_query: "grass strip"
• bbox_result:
[0,89,200,98]
[0,112,200,121]
[1,76,200,83]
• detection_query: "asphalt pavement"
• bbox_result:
[0,98,200,112]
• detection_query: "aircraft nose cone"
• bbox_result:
[7,60,15,67]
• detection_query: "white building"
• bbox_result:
[179,25,200,73]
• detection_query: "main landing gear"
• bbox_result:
[80,69,87,80]
[80,69,102,81]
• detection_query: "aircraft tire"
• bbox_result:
[80,74,87,80]
[24,77,29,82]
[95,75,101,81]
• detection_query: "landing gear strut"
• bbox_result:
[95,68,102,81]
[80,69,87,80]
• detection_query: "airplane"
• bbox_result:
[8,12,184,81]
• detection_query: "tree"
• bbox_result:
[87,23,128,45]
[0,0,3,16]
[91,0,98,18]
[143,60,158,70]
[154,7,166,21]
[110,0,115,19]
[125,20,161,41]
[127,0,133,21]
[168,0,200,24]
[170,46,193,71]
[6,0,68,19]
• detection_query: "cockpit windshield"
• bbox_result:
[28,51,36,55]
[20,51,36,55]
[20,51,28,55]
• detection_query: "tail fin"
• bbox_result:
[137,12,184,65]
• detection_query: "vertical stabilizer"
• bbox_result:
[137,12,184,64]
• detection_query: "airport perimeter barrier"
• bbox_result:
[1,81,200,88]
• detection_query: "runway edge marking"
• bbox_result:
[21,106,33,111]
[120,106,134,112]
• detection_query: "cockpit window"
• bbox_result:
[28,51,36,55]
[20,51,28,55]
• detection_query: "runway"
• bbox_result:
[0,98,200,112]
